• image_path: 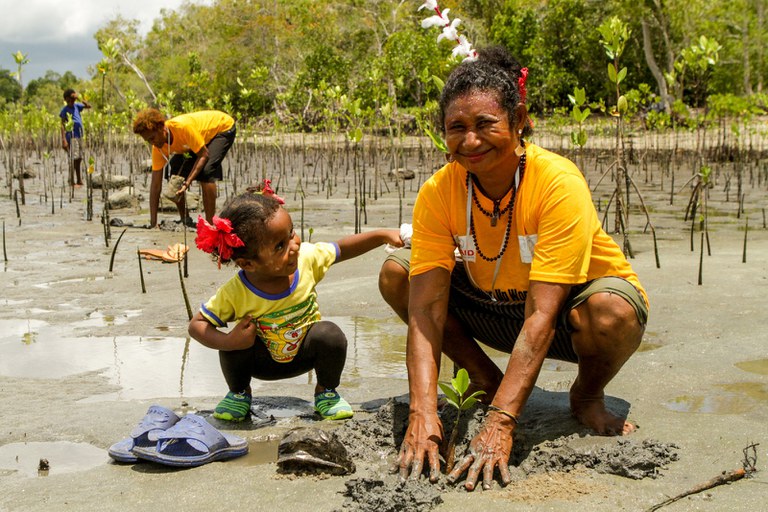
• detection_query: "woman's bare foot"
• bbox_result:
[570,391,636,436]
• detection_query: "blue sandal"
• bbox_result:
[131,414,249,467]
[108,405,181,463]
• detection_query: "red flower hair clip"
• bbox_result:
[252,178,285,204]
[195,215,245,268]
[518,67,528,104]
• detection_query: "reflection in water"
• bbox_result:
[0,442,105,478]
[663,382,767,414]
[0,315,416,401]
[0,319,47,345]
[735,358,768,376]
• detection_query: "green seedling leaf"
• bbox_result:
[438,382,460,409]
[424,126,448,153]
[459,390,486,411]
[451,368,470,395]
[617,67,627,84]
[618,95,628,113]
[460,397,479,410]
[432,75,445,92]
[607,63,618,83]
[571,106,582,121]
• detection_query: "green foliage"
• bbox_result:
[568,86,590,147]
[438,368,486,412]
[1,0,765,138]
[0,68,22,105]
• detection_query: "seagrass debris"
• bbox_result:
[645,443,758,512]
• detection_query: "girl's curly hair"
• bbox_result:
[215,190,282,264]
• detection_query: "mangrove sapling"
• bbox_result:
[742,217,748,264]
[137,248,146,294]
[12,51,28,206]
[682,166,713,254]
[438,368,486,473]
[177,254,192,321]
[697,232,704,285]
[101,211,109,248]
[568,86,591,174]
[13,190,21,226]
[108,228,127,273]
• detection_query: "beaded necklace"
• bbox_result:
[466,150,526,263]
[470,177,513,227]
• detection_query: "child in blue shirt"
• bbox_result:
[59,89,90,187]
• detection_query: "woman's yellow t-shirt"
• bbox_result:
[410,143,647,306]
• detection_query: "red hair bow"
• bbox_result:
[195,215,245,268]
[518,67,528,104]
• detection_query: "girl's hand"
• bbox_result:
[384,229,405,249]
[446,412,514,490]
[227,315,258,350]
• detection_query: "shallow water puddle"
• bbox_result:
[735,358,768,376]
[663,382,767,414]
[32,275,107,289]
[0,319,48,345]
[71,309,142,328]
[228,437,281,467]
[0,316,412,400]
[0,442,105,478]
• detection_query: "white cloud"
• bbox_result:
[0,0,210,43]
[0,0,211,79]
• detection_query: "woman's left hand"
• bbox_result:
[446,412,514,490]
[175,182,189,196]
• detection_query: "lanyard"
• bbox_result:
[460,154,525,300]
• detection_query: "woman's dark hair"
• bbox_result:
[216,190,282,263]
[439,46,532,137]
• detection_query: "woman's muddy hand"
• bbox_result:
[392,411,443,483]
[447,413,514,490]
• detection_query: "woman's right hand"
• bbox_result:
[394,410,444,482]
[227,315,258,350]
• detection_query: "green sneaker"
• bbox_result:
[314,389,354,420]
[213,391,252,422]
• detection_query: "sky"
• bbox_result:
[0,0,211,82]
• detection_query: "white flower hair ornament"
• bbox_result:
[418,1,477,61]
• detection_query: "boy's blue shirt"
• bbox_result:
[59,102,86,139]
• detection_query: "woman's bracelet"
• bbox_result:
[488,404,519,424]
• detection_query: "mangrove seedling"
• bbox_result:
[108,228,127,273]
[439,368,485,473]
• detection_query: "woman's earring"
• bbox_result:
[445,152,455,163]
[514,130,525,157]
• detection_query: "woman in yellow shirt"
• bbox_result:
[133,108,236,227]
[384,46,649,491]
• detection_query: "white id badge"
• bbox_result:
[518,234,538,264]
[456,235,477,263]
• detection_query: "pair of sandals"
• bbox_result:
[108,405,248,467]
